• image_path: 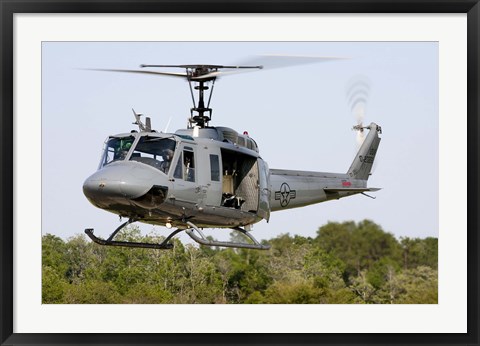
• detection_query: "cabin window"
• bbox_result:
[172,149,196,182]
[210,154,220,181]
[183,150,195,182]
[129,136,176,174]
[99,136,135,169]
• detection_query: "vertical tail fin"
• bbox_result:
[347,123,382,180]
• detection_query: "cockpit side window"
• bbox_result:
[129,136,176,174]
[173,152,183,179]
[99,136,134,169]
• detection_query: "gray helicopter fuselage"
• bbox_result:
[83,126,269,229]
[83,123,382,231]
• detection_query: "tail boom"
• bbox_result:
[269,170,366,211]
[269,123,381,212]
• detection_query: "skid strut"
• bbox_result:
[184,221,271,250]
[85,219,271,250]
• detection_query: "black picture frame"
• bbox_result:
[1,1,478,345]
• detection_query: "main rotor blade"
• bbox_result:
[238,54,347,70]
[83,68,188,78]
[140,64,262,70]
[83,67,255,82]
[83,55,343,82]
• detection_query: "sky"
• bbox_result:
[41,41,439,244]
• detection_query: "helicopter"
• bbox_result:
[83,63,382,250]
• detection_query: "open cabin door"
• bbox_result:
[220,149,259,213]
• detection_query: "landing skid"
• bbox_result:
[84,219,271,251]
[85,219,181,249]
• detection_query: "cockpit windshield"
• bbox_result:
[99,136,135,169]
[129,136,177,174]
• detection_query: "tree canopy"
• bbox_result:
[42,220,437,304]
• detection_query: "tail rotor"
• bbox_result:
[346,75,371,149]
[346,75,382,176]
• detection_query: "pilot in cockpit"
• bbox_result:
[160,149,174,174]
[115,142,132,161]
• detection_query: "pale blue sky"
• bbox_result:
[42,41,438,243]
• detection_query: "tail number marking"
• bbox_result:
[359,155,375,164]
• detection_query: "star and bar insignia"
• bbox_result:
[275,182,296,207]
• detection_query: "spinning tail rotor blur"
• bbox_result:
[346,75,371,149]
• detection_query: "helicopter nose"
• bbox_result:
[83,163,156,206]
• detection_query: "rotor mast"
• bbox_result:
[189,76,214,128]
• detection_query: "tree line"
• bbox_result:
[42,220,437,304]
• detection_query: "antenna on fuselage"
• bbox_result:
[132,108,152,132]
[163,116,172,133]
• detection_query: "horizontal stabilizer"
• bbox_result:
[324,187,381,193]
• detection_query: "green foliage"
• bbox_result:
[122,283,173,304]
[42,220,438,304]
[42,266,68,303]
[316,220,402,277]
[395,266,438,304]
[400,237,438,269]
[262,280,325,304]
[366,257,401,289]
[63,280,122,304]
